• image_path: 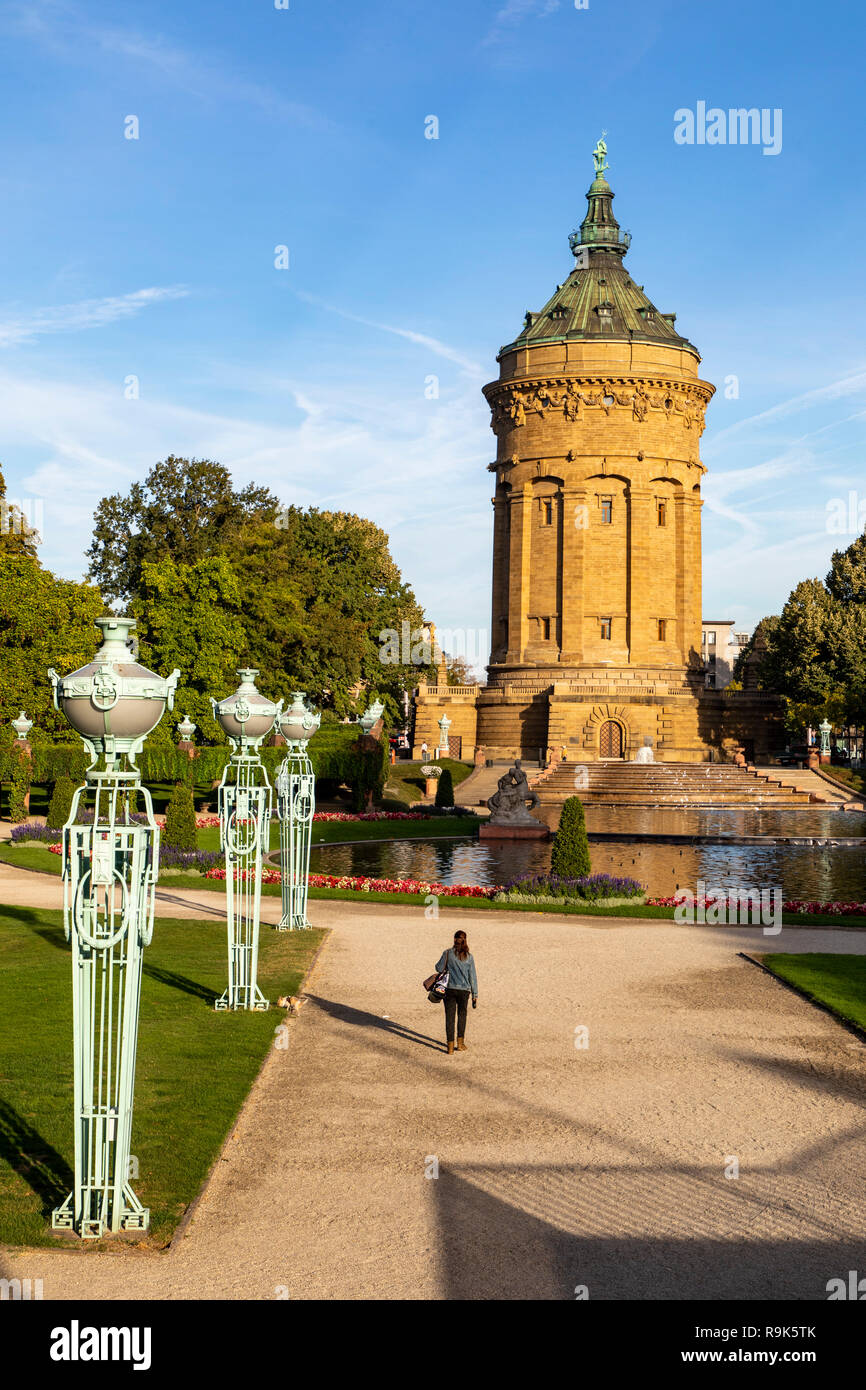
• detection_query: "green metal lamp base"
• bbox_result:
[51,1186,150,1241]
[214,984,270,1011]
[276,912,313,931]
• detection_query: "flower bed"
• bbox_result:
[308,873,493,897]
[204,867,283,884]
[647,894,866,916]
[11,823,61,844]
[497,873,645,905]
[312,811,429,822]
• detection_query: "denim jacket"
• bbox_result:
[436,948,478,996]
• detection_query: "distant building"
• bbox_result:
[701,622,750,689]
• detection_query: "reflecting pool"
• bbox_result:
[310,805,866,901]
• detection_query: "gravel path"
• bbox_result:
[2,878,865,1300]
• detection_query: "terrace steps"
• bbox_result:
[534,762,814,807]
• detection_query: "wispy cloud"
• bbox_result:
[3,0,331,131]
[296,291,484,375]
[483,0,561,47]
[0,287,189,348]
[0,363,492,658]
[705,368,866,452]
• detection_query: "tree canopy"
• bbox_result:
[742,533,866,729]
[86,455,279,604]
[86,457,430,729]
[0,553,104,740]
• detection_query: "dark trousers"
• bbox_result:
[444,988,470,1042]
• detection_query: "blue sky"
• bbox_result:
[1,0,864,674]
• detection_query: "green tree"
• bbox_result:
[550,796,591,879]
[232,506,430,719]
[86,456,279,603]
[131,555,249,744]
[0,554,104,737]
[163,782,197,851]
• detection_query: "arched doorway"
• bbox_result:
[599,720,624,759]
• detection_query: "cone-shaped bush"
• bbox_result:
[163,782,197,851]
[550,795,590,879]
[435,767,454,808]
[46,774,76,829]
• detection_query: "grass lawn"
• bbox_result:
[0,906,324,1249]
[383,758,474,808]
[821,766,866,799]
[760,953,866,1033]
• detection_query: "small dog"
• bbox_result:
[277,994,306,1015]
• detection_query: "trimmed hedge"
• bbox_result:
[0,724,389,816]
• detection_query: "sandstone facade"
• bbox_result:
[413,146,783,765]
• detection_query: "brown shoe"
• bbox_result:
[447,1041,455,1055]
[456,1037,468,1051]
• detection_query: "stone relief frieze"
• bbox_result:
[488,377,709,437]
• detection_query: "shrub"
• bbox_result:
[46,774,76,829]
[550,796,591,879]
[499,872,644,903]
[163,782,197,851]
[435,768,454,808]
[8,750,32,823]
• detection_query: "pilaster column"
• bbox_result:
[490,488,509,663]
[505,482,532,664]
[559,485,589,663]
[627,486,654,664]
[675,488,702,666]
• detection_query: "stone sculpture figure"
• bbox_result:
[487,761,542,824]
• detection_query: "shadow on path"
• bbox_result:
[306,994,446,1052]
[432,1164,857,1300]
[154,890,225,919]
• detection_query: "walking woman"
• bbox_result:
[435,930,478,1055]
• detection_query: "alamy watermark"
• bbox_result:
[674,103,782,156]
[826,491,866,536]
[674,881,782,934]
[378,620,487,672]
[0,497,42,538]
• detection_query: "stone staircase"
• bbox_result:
[533,762,814,807]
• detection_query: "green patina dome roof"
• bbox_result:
[501,143,700,360]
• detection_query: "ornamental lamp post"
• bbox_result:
[211,669,282,1009]
[819,718,832,762]
[47,616,179,1239]
[275,693,321,931]
[437,713,451,755]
